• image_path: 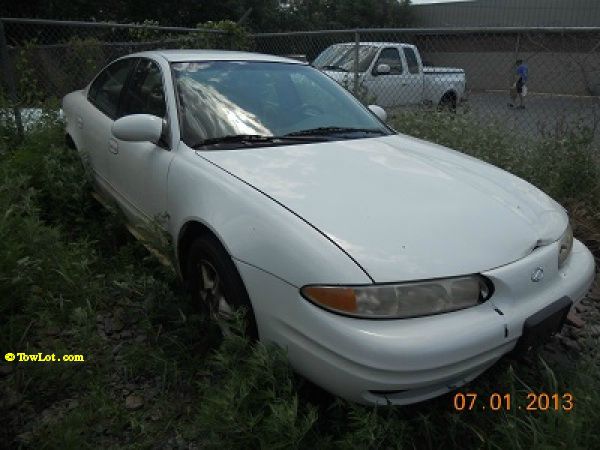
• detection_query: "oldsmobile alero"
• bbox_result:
[62,50,595,405]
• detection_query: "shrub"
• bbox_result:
[184,317,318,449]
[15,40,46,106]
[176,20,251,51]
[60,37,106,94]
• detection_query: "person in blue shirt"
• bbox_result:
[509,59,528,109]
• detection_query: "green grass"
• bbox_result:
[1,111,599,449]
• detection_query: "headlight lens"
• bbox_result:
[558,223,573,269]
[300,275,492,319]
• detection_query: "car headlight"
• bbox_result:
[300,275,492,319]
[558,223,573,269]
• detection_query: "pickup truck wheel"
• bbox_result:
[438,93,457,112]
[186,235,258,339]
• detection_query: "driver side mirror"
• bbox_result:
[112,114,163,143]
[368,105,387,122]
[374,63,391,76]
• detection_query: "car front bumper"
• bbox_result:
[237,239,595,405]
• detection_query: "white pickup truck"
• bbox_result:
[313,42,466,108]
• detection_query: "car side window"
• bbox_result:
[88,58,135,119]
[120,59,166,118]
[374,48,403,75]
[403,48,420,74]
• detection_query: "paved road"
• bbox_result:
[465,91,600,142]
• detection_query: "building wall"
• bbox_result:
[412,0,600,28]
[412,30,600,96]
[423,51,600,96]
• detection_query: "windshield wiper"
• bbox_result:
[190,134,326,149]
[285,127,386,137]
[320,64,349,72]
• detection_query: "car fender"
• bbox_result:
[167,146,372,288]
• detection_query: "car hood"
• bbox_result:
[199,135,568,282]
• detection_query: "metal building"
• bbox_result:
[412,0,600,28]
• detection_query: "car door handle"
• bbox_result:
[76,117,84,129]
[108,139,119,155]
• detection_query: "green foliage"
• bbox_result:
[14,36,105,106]
[0,116,98,323]
[204,20,252,50]
[15,36,107,103]
[127,19,163,41]
[1,0,414,32]
[177,20,251,51]
[15,40,46,106]
[185,316,318,449]
[273,0,413,31]
[60,37,107,93]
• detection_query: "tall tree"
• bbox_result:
[1,0,413,31]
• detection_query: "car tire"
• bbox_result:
[186,235,258,339]
[438,92,457,112]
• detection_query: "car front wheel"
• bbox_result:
[438,92,457,111]
[186,235,258,339]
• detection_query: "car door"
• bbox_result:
[363,47,419,107]
[401,46,424,105]
[109,57,174,224]
[80,58,136,189]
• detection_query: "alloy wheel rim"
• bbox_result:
[197,259,233,333]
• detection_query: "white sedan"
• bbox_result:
[62,50,595,405]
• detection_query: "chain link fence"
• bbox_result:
[0,18,237,138]
[1,18,600,143]
[0,18,234,101]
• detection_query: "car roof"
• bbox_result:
[127,49,305,64]
[331,42,415,48]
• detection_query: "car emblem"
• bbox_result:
[531,267,544,282]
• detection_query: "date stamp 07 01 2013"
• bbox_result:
[453,392,574,412]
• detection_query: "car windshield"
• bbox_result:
[312,44,378,73]
[172,61,390,148]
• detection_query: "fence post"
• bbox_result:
[228,30,235,50]
[353,29,360,95]
[0,19,24,140]
[511,32,521,85]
